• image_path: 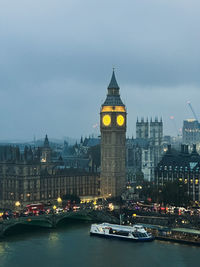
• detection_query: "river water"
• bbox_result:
[0,221,199,267]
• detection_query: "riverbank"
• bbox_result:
[140,224,200,246]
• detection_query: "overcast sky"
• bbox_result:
[0,0,200,141]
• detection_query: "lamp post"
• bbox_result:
[57,197,62,208]
[15,201,21,213]
[53,205,57,213]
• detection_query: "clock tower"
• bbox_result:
[100,71,127,198]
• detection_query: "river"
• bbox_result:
[0,221,199,267]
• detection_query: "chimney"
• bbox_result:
[192,144,197,154]
[167,144,171,154]
[185,145,189,154]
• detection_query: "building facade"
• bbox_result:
[0,136,100,209]
[182,119,200,148]
[155,144,200,201]
[100,71,127,198]
[133,117,163,181]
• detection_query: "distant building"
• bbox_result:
[182,119,200,147]
[0,136,100,209]
[128,117,163,182]
[155,144,200,201]
[126,138,148,182]
[136,118,149,139]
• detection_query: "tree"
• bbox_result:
[160,181,191,206]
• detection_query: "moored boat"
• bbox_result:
[90,223,154,242]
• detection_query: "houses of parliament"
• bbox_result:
[0,71,127,209]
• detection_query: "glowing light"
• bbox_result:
[136,185,142,189]
[102,115,111,126]
[117,115,125,126]
[15,201,20,207]
[187,119,195,122]
[57,197,62,203]
[101,106,126,113]
[53,205,57,210]
[108,203,114,211]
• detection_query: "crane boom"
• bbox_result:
[187,101,198,121]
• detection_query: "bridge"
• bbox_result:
[0,209,119,237]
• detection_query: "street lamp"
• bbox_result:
[57,197,62,203]
[15,201,20,207]
[57,197,62,207]
[53,205,57,213]
[15,201,21,212]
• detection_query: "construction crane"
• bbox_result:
[170,115,179,136]
[187,101,198,121]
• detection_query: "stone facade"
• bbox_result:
[155,144,200,201]
[100,71,127,198]
[138,118,163,181]
[0,136,100,209]
[182,119,200,148]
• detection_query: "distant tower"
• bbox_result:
[136,118,149,139]
[41,135,51,163]
[150,117,163,146]
[100,70,127,197]
[150,118,163,179]
[139,117,163,182]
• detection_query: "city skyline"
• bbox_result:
[1,0,200,140]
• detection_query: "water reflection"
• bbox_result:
[0,224,199,267]
[48,231,59,244]
[0,242,10,254]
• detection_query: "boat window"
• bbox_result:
[111,230,129,236]
[132,232,147,238]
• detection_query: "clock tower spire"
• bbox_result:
[100,71,127,198]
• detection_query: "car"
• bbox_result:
[56,208,63,213]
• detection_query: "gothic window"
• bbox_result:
[145,151,148,161]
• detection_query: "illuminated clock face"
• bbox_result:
[102,114,111,126]
[117,115,124,126]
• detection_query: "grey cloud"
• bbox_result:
[0,0,200,139]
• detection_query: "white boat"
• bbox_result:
[90,223,154,242]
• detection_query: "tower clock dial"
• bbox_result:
[102,114,111,126]
[117,115,124,126]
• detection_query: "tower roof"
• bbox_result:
[108,70,120,89]
[44,134,50,148]
[102,70,125,107]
